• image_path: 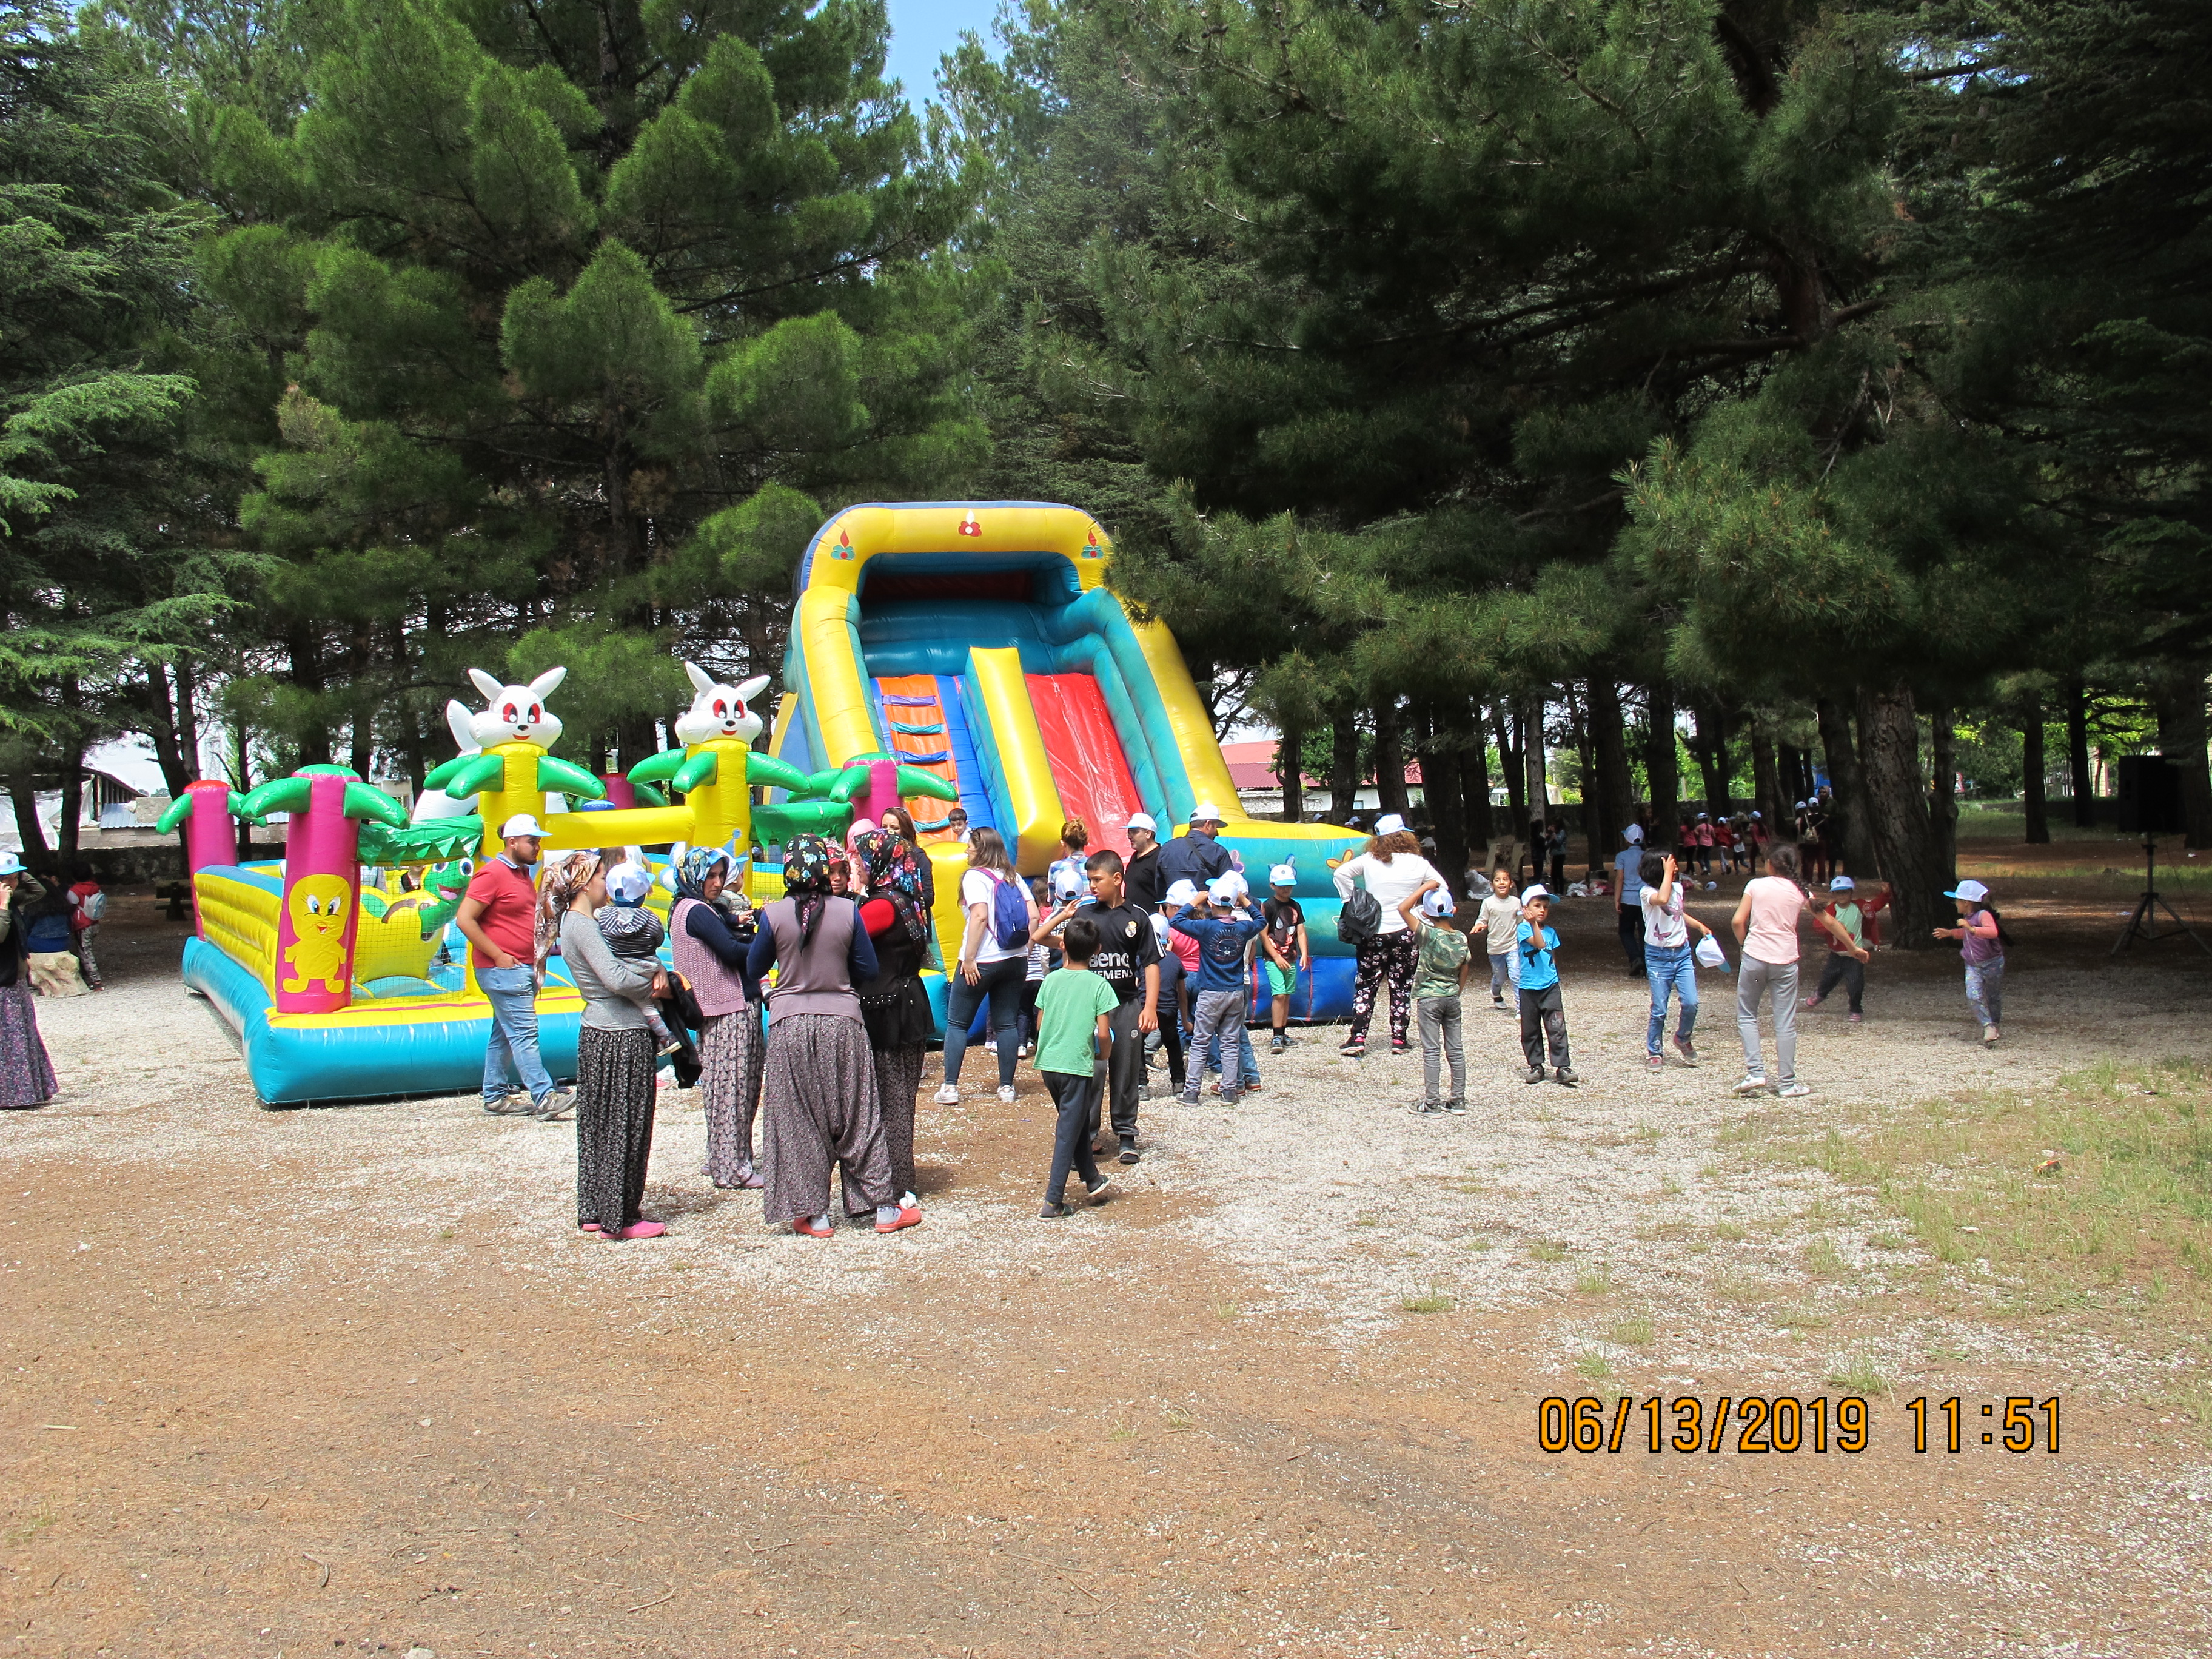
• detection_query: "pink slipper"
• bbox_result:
[616,1220,666,1240]
[876,1204,922,1235]
[735,1166,765,1190]
[579,1222,602,1233]
[791,1216,834,1239]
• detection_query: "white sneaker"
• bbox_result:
[996,1084,1017,1104]
[1731,1076,1771,1096]
[1775,1082,1811,1098]
[932,1084,960,1105]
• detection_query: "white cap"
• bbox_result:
[501,814,546,839]
[1520,883,1550,905]
[1697,811,1709,819]
[1829,875,1855,891]
[605,861,652,903]
[1207,875,1242,905]
[1126,811,1156,834]
[1945,879,1990,902]
[1795,800,1808,809]
[1189,800,1224,825]
[1422,886,1455,917]
[1373,812,1406,836]
[1268,863,1296,887]
[1623,824,1644,843]
[1165,879,1198,907]
[1751,810,1763,819]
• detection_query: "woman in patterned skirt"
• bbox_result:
[0,857,58,1109]
[538,852,668,1240]
[745,834,920,1239]
[669,847,763,1189]
[852,826,933,1213]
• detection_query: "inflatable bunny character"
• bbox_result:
[673,662,769,747]
[410,666,567,823]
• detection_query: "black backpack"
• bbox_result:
[1336,886,1382,947]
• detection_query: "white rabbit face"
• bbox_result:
[465,666,565,749]
[674,663,768,746]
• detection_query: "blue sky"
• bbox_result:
[883,0,1005,104]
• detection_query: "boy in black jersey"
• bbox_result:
[1259,863,1309,1052]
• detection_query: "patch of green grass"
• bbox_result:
[1464,1235,1494,1252]
[1529,1240,1568,1263]
[1107,1423,1137,1442]
[1608,1316,1654,1346]
[2166,1376,2212,1449]
[1353,1213,1379,1228]
[1637,1122,1663,1144]
[1161,1408,1191,1432]
[1714,1222,1747,1242]
[3,1501,54,1547]
[1574,1351,1611,1380]
[1699,1164,1720,1180]
[1803,1236,1846,1276]
[1732,1059,2212,1317]
[1215,1301,1239,1320]
[1828,1354,1891,1396]
[1772,1304,1832,1333]
[1575,1264,1616,1296]
[1401,1289,1455,1315]
[1659,1175,1684,1196]
[437,1228,455,1240]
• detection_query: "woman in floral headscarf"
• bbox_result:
[745,834,916,1239]
[852,825,933,1211]
[669,846,765,1190]
[540,851,669,1240]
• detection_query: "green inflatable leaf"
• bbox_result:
[441,752,508,800]
[536,756,608,800]
[671,751,719,794]
[752,800,852,845]
[633,782,668,809]
[357,817,485,866]
[894,765,958,802]
[423,754,473,788]
[342,782,410,826]
[627,749,688,785]
[153,795,195,834]
[826,765,868,805]
[743,752,809,794]
[238,776,311,819]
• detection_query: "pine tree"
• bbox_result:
[201,0,984,776]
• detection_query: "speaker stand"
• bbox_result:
[2112,834,2212,955]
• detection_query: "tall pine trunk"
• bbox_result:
[1495,703,1526,826]
[1929,703,1959,891]
[1373,697,1410,820]
[2152,665,2212,849]
[144,663,193,799]
[1692,704,1732,817]
[1644,680,1680,850]
[1750,722,1783,832]
[1463,698,1493,850]
[8,769,49,859]
[1816,695,1878,876]
[1277,716,1306,824]
[2021,692,2050,844]
[57,745,84,862]
[1857,681,1942,945]
[2066,677,2094,826]
[1418,703,1468,891]
[1328,703,1361,825]
[1586,677,1632,871]
[1520,695,1547,819]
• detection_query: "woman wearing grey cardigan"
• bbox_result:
[537,852,668,1240]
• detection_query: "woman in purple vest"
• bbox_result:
[669,848,764,1190]
[746,835,922,1239]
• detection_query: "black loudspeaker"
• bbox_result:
[2117,756,2185,835]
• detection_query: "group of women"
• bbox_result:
[541,807,936,1241]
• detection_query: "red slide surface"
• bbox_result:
[1025,673,1141,859]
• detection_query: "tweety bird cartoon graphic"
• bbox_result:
[282,874,353,994]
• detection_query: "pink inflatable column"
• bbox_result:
[859,757,902,829]
[273,771,364,1016]
[598,773,640,810]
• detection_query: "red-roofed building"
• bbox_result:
[1219,739,1424,817]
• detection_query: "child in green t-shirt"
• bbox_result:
[1802,874,1868,1021]
[1399,881,1473,1114]
[1033,916,1121,1218]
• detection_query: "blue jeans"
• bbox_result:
[480,965,555,1105]
[1644,942,1700,1054]
[943,955,1025,1089]
[1964,957,2004,1028]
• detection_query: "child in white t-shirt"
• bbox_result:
[1470,867,1522,1010]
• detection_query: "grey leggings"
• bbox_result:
[1736,956,1799,1085]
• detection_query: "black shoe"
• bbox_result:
[1118,1135,1140,1165]
[1410,1099,1444,1114]
[1554,1067,1579,1087]
[1443,1098,1469,1114]
[1086,1174,1113,1201]
[1038,1202,1074,1220]
[1339,1039,1366,1056]
[1524,1065,1546,1084]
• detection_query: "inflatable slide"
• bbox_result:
[770,501,1367,1018]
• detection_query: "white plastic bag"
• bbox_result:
[1695,934,1728,971]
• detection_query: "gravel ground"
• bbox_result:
[4,865,2210,1657]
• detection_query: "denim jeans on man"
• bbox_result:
[480,964,555,1106]
[1644,941,1700,1055]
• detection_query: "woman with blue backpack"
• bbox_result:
[934,827,1036,1106]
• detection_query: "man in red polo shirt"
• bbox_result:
[457,814,572,1119]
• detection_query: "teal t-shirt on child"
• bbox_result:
[1517,920,1561,991]
[1033,967,1119,1076]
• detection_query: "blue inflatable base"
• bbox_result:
[183,936,583,1108]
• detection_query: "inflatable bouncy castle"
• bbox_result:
[770,501,1367,1015]
[173,500,1366,1106]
